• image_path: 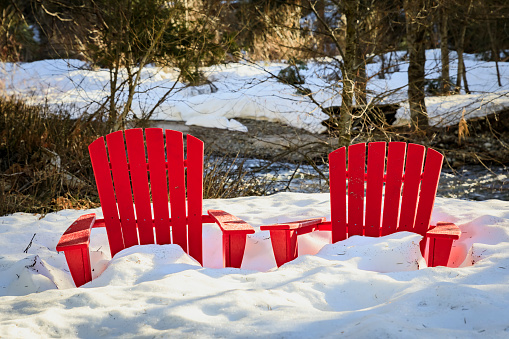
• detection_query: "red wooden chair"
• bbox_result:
[261,142,461,268]
[57,128,254,287]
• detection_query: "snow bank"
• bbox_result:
[1,194,509,337]
[2,50,508,134]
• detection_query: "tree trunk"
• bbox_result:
[338,1,358,144]
[487,20,502,87]
[355,58,367,106]
[455,0,473,94]
[354,0,368,107]
[440,5,450,94]
[405,0,429,130]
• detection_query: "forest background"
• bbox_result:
[1,0,508,215]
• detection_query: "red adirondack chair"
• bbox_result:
[57,128,255,287]
[261,142,461,268]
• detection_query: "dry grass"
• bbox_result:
[0,97,106,215]
[0,96,273,216]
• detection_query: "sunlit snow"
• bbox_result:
[2,49,508,133]
[1,194,509,337]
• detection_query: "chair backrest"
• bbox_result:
[88,128,205,263]
[329,142,443,243]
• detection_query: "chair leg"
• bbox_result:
[427,237,455,267]
[63,247,92,287]
[269,230,298,267]
[222,233,247,268]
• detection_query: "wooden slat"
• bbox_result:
[365,142,386,237]
[63,248,91,287]
[89,137,125,256]
[381,142,406,236]
[413,148,444,235]
[186,134,204,264]
[56,213,96,251]
[398,143,425,231]
[208,210,256,233]
[426,222,461,239]
[125,129,154,245]
[260,218,327,231]
[106,131,138,248]
[166,130,188,252]
[145,128,171,244]
[347,143,366,236]
[269,230,298,268]
[329,147,347,243]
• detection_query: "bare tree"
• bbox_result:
[438,0,450,94]
[404,0,431,130]
[452,0,473,94]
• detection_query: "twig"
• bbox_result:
[23,233,36,253]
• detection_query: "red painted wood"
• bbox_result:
[222,233,248,268]
[317,221,332,231]
[56,214,96,251]
[413,148,444,235]
[207,210,255,233]
[269,230,298,267]
[63,248,92,287]
[106,131,138,248]
[89,137,125,256]
[125,129,154,245]
[365,142,386,237]
[186,134,204,265]
[257,142,457,269]
[398,144,425,232]
[427,222,461,239]
[427,237,454,267]
[61,128,261,287]
[381,142,406,236]
[347,143,366,236]
[145,128,171,244]
[92,219,106,228]
[329,147,347,243]
[166,130,188,252]
[260,218,326,231]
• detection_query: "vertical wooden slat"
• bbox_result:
[186,134,204,265]
[145,128,171,244]
[125,128,154,245]
[106,131,138,248]
[365,142,386,237]
[329,147,347,243]
[414,148,444,235]
[166,130,188,253]
[381,142,406,236]
[347,143,366,236]
[398,143,425,231]
[89,137,124,256]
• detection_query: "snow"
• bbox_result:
[2,49,508,133]
[1,193,509,337]
[1,49,509,336]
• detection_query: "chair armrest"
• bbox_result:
[56,213,97,252]
[260,217,328,235]
[206,210,255,235]
[426,222,461,240]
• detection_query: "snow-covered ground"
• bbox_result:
[1,193,509,337]
[1,50,508,133]
[1,51,509,337]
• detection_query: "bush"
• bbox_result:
[0,97,273,216]
[0,97,106,215]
